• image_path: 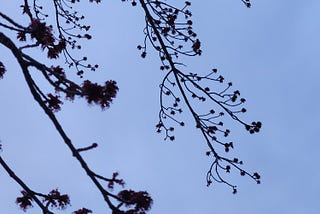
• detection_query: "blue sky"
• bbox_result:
[1,0,320,213]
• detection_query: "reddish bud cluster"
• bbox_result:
[17,19,66,59]
[16,191,33,211]
[47,39,66,59]
[43,189,70,209]
[108,172,125,189]
[51,66,66,78]
[118,190,153,213]
[66,82,80,100]
[40,67,118,111]
[81,80,118,109]
[46,93,63,111]
[0,61,6,79]
[29,19,54,48]
[17,31,27,41]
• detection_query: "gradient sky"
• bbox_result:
[1,1,320,213]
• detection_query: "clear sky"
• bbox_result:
[1,0,320,213]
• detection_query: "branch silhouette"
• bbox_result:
[0,0,260,213]
[1,1,151,213]
[134,0,260,193]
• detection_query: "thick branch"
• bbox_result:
[0,31,119,212]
